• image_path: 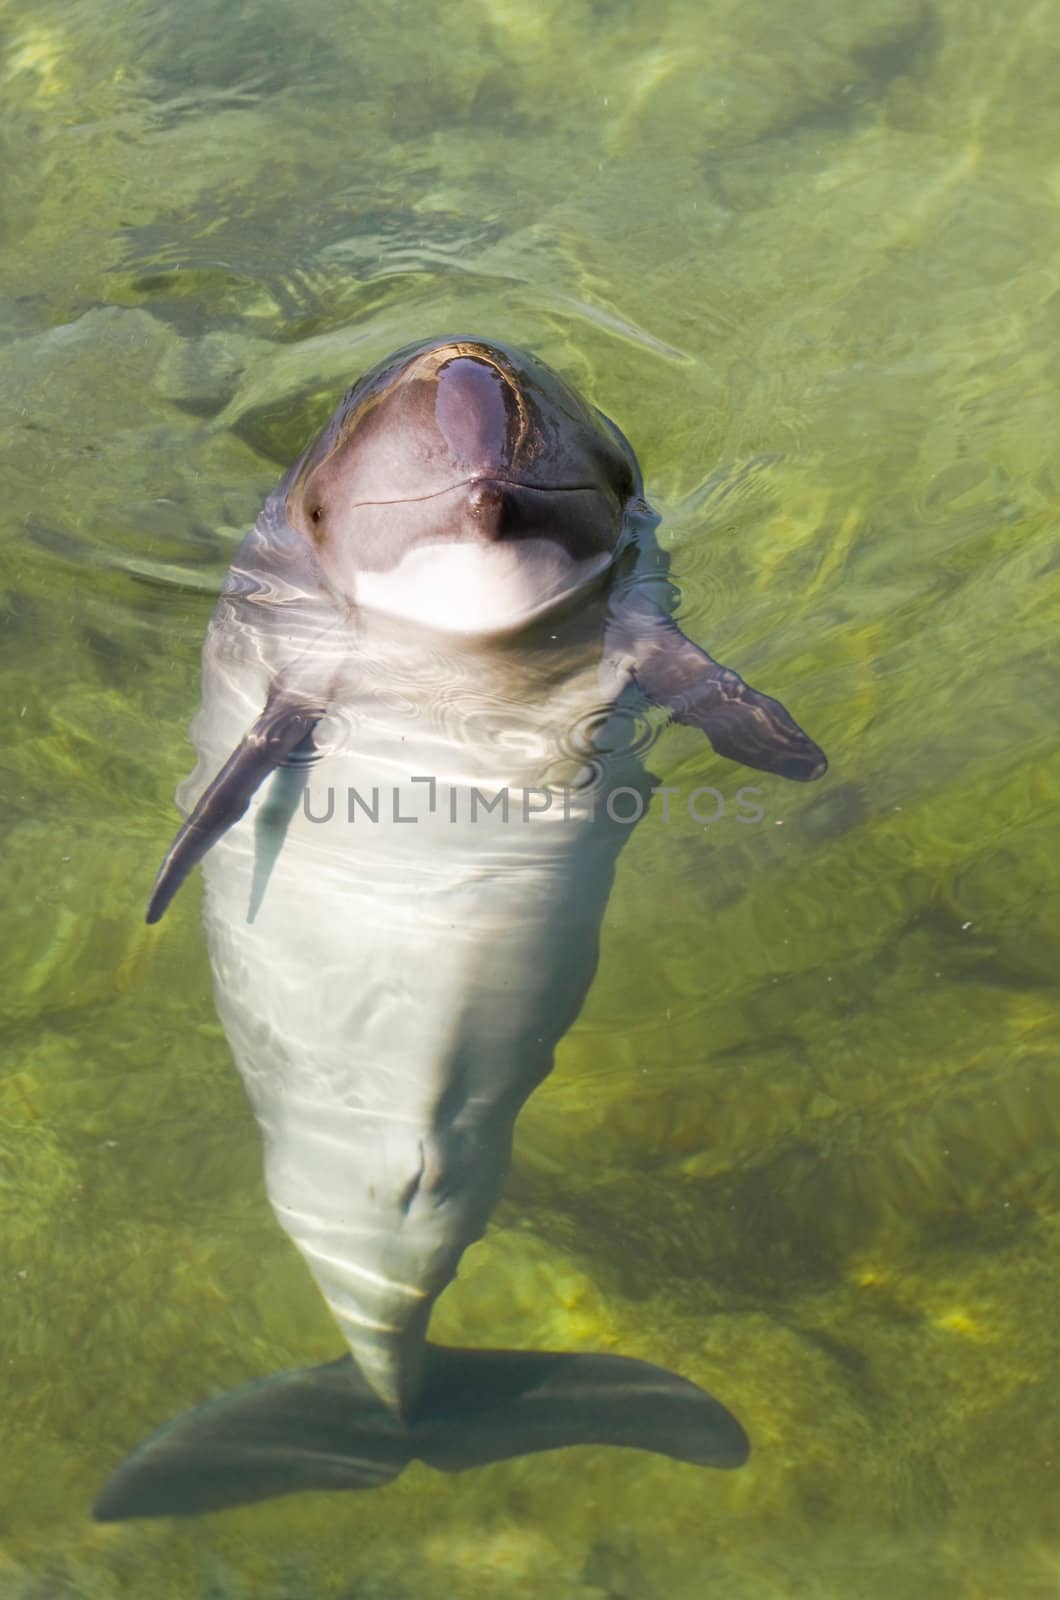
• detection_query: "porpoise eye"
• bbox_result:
[310,506,323,525]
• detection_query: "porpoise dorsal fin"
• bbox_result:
[146,687,325,925]
[608,590,827,782]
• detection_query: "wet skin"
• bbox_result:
[97,337,826,1521]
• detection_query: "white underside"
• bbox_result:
[187,583,646,1413]
[354,540,612,633]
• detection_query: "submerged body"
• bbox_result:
[199,600,652,1416]
[97,337,825,1520]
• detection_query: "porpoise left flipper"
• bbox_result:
[146,687,324,925]
[93,1345,748,1520]
[608,592,827,782]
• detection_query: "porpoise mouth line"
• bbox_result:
[336,478,608,512]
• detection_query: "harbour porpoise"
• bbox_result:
[95,337,826,1520]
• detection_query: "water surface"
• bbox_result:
[2,0,1058,1595]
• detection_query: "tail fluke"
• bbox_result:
[93,1358,404,1520]
[414,1345,748,1474]
[94,1345,748,1521]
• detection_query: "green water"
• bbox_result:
[2,0,1059,1593]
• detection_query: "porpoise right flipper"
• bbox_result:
[93,1345,748,1520]
[607,590,827,782]
[146,687,325,925]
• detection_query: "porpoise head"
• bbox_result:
[145,337,827,925]
[283,337,641,634]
